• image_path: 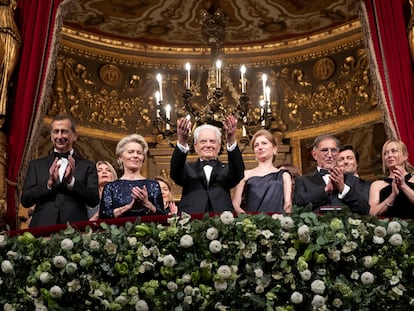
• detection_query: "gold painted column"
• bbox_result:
[0,0,22,116]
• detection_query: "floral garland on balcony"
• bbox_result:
[1,209,414,310]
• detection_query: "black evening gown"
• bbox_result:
[380,174,414,219]
[245,171,286,213]
[99,179,165,218]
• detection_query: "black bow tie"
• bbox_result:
[201,159,217,167]
[319,169,330,176]
[54,151,71,159]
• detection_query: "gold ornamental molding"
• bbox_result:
[42,116,158,144]
[284,110,383,173]
[61,20,363,66]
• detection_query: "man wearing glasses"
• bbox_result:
[293,134,366,213]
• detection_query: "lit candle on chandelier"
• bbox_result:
[216,60,222,89]
[155,91,161,118]
[185,63,191,90]
[165,104,171,130]
[262,73,267,102]
[242,124,247,137]
[156,73,163,101]
[260,99,265,127]
[266,86,271,113]
[240,65,246,93]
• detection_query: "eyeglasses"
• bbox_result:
[319,148,339,154]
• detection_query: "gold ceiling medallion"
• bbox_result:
[313,57,336,81]
[99,64,123,87]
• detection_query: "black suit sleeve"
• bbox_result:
[293,174,329,209]
[170,146,189,187]
[21,159,53,208]
[227,145,245,188]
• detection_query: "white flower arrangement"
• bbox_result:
[1,211,414,310]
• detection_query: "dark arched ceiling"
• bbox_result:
[63,0,360,47]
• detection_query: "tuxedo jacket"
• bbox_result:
[293,170,370,214]
[21,153,99,227]
[170,145,244,214]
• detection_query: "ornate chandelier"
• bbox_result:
[153,2,275,145]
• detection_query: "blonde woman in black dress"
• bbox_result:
[369,139,414,218]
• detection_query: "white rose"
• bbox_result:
[26,286,38,296]
[280,216,294,231]
[182,273,192,283]
[311,279,325,295]
[65,262,78,275]
[300,269,312,281]
[1,260,14,274]
[290,291,303,304]
[180,234,194,248]
[127,237,137,246]
[311,295,325,308]
[135,300,149,311]
[183,296,192,305]
[167,281,178,292]
[89,240,100,250]
[50,285,63,299]
[7,251,18,260]
[39,272,52,284]
[351,228,360,239]
[217,265,232,279]
[255,284,265,293]
[115,295,128,305]
[220,211,234,224]
[184,285,193,296]
[389,233,403,246]
[374,226,387,237]
[260,229,274,239]
[329,249,341,262]
[297,224,310,237]
[351,270,360,280]
[265,251,276,262]
[53,256,67,269]
[3,303,16,311]
[387,221,401,234]
[360,271,374,285]
[254,268,264,278]
[209,240,222,253]
[362,256,375,269]
[214,280,228,291]
[162,254,176,267]
[332,298,343,308]
[200,260,212,269]
[67,279,81,292]
[373,236,384,244]
[206,227,219,240]
[60,238,74,251]
[0,235,7,247]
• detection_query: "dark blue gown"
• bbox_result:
[99,179,165,218]
[245,171,286,213]
[380,174,414,219]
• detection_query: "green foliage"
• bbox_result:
[1,211,414,310]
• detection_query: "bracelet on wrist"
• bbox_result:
[385,201,394,207]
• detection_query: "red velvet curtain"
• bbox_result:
[6,0,64,229]
[362,0,414,162]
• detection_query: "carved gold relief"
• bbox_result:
[99,64,123,87]
[313,57,335,80]
[281,48,375,129]
[50,55,153,134]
